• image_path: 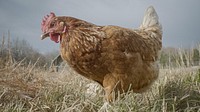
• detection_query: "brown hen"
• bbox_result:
[41,6,162,101]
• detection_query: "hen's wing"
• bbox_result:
[102,26,161,61]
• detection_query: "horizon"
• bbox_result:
[1,32,199,55]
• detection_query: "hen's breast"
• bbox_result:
[60,29,109,83]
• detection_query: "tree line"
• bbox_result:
[0,31,54,69]
[160,47,200,68]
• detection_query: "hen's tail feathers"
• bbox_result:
[140,6,162,31]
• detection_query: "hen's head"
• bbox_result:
[41,12,67,43]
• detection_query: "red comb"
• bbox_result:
[41,12,56,32]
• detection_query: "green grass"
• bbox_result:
[0,63,200,112]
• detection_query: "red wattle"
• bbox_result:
[50,33,60,43]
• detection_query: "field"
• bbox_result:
[0,62,200,112]
[0,36,200,112]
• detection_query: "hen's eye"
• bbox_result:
[50,22,55,27]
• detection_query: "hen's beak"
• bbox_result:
[41,32,49,40]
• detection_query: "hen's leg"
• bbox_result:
[103,74,115,102]
[103,74,120,102]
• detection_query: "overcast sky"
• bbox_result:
[0,0,200,53]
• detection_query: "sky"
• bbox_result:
[0,0,200,53]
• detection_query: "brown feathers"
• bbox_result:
[41,6,162,101]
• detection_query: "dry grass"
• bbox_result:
[0,62,200,112]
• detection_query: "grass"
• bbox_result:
[0,62,200,112]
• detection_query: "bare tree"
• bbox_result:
[7,30,14,65]
[1,33,5,55]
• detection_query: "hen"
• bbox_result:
[41,6,162,101]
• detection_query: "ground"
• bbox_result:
[0,62,200,112]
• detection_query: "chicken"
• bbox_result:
[50,55,63,72]
[41,6,162,101]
